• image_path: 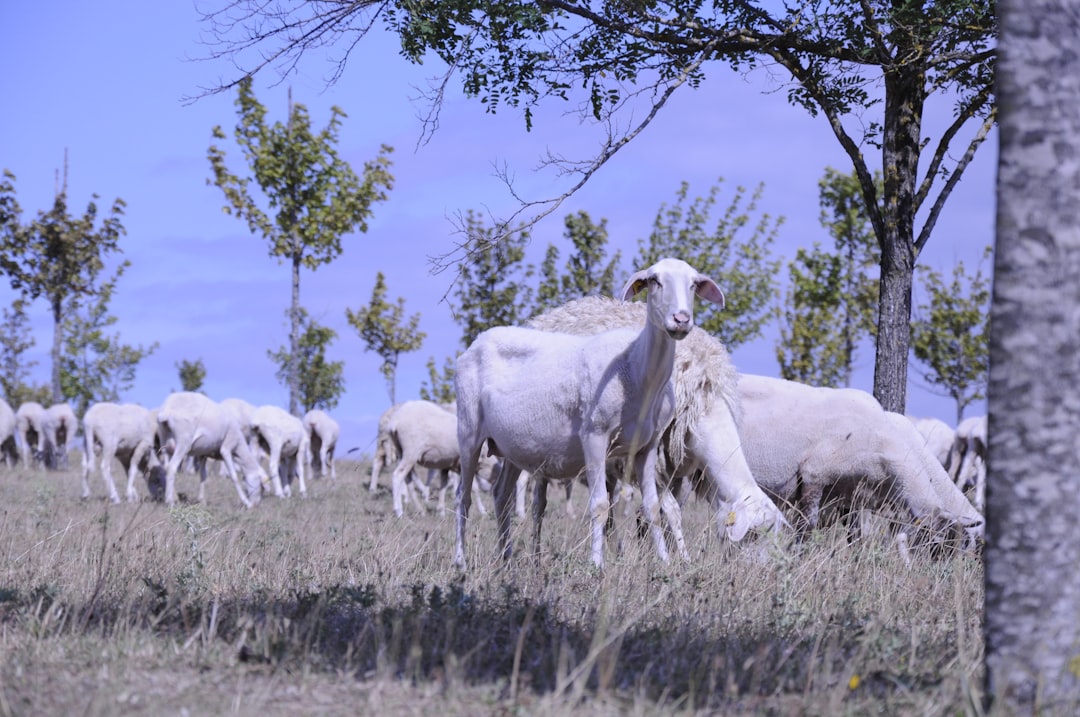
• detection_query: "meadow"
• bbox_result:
[0,458,983,716]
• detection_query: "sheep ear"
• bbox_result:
[695,277,725,307]
[620,272,649,301]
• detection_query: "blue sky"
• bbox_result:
[1,2,996,454]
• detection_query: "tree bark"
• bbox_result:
[50,296,62,405]
[289,251,300,416]
[985,1,1080,713]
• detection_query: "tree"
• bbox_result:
[59,265,158,415]
[450,211,534,349]
[345,271,426,404]
[176,358,207,392]
[985,2,1080,710]
[199,1,996,414]
[532,211,622,316]
[419,355,456,405]
[910,248,991,424]
[208,77,394,414]
[0,155,127,403]
[0,298,50,406]
[268,308,346,412]
[637,180,781,351]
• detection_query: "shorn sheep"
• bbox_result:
[157,391,278,508]
[42,402,78,470]
[81,402,163,503]
[15,401,46,468]
[735,374,984,548]
[454,257,725,570]
[251,404,310,498]
[0,398,16,468]
[525,295,789,560]
[303,409,339,480]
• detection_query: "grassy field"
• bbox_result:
[0,457,984,716]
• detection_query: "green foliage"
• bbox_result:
[776,167,880,386]
[59,264,158,415]
[419,355,457,405]
[451,211,534,348]
[0,299,38,406]
[268,308,345,413]
[911,247,992,423]
[209,78,393,412]
[0,162,127,403]
[532,211,622,316]
[176,358,207,392]
[345,272,426,404]
[637,180,782,351]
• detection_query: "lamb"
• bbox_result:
[454,257,726,570]
[303,409,340,480]
[948,414,987,514]
[735,374,984,548]
[157,391,279,507]
[0,398,16,468]
[41,402,78,470]
[81,402,162,503]
[15,401,46,468]
[908,415,955,469]
[251,404,310,498]
[524,295,789,560]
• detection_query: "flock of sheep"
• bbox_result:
[0,256,988,571]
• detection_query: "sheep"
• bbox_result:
[41,402,78,470]
[156,391,279,508]
[948,414,987,514]
[524,295,790,560]
[454,257,726,570]
[0,398,16,468]
[303,408,340,480]
[81,402,162,503]
[735,374,984,549]
[908,415,955,470]
[386,399,492,517]
[251,404,310,498]
[15,401,46,468]
[369,402,431,502]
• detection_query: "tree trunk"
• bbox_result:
[50,295,62,405]
[985,1,1080,713]
[289,251,301,416]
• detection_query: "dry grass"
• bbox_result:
[0,457,984,715]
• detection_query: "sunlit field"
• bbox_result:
[0,456,983,716]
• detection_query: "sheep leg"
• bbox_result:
[369,445,383,492]
[390,458,415,517]
[531,475,549,563]
[327,445,337,480]
[125,443,149,503]
[454,446,482,570]
[514,471,528,518]
[492,460,523,562]
[97,441,123,504]
[583,436,613,569]
[659,485,690,561]
[162,435,196,507]
[634,446,670,564]
[80,434,97,500]
[218,449,254,509]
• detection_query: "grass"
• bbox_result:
[0,457,985,716]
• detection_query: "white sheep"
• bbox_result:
[251,404,310,498]
[303,409,340,480]
[15,401,47,468]
[907,415,955,469]
[735,374,984,547]
[42,402,78,470]
[948,414,987,514]
[0,398,16,468]
[81,402,162,503]
[524,295,789,560]
[369,402,432,502]
[157,391,279,507]
[454,257,725,570]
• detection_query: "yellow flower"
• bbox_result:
[848,674,861,690]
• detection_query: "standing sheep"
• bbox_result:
[81,402,162,503]
[42,402,78,470]
[303,408,339,480]
[15,401,46,469]
[369,403,431,502]
[0,398,16,468]
[455,257,725,570]
[251,404,310,498]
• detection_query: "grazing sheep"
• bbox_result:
[15,401,47,468]
[251,404,310,498]
[157,391,278,507]
[525,295,789,559]
[907,415,955,469]
[0,398,16,468]
[948,414,987,514]
[369,403,431,501]
[81,402,162,503]
[455,257,725,570]
[303,409,340,480]
[735,374,984,547]
[42,402,77,470]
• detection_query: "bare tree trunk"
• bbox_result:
[985,1,1080,713]
[50,296,62,405]
[289,251,300,416]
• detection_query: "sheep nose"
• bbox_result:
[672,311,690,327]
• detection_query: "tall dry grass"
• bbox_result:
[0,456,983,716]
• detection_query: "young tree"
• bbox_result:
[532,211,622,316]
[418,355,456,406]
[199,1,997,414]
[0,156,127,403]
[345,271,426,404]
[268,308,345,412]
[176,358,207,392]
[637,180,781,351]
[450,211,534,349]
[59,266,158,415]
[911,248,992,425]
[0,298,50,406]
[208,78,394,414]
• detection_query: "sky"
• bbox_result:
[1,2,996,456]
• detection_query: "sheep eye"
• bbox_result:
[648,276,661,288]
